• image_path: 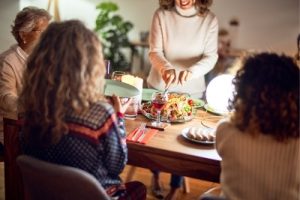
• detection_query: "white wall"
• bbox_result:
[0,0,298,55]
[0,0,19,51]
[212,0,299,55]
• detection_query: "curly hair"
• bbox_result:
[19,20,106,147]
[229,53,299,141]
[159,0,213,15]
[11,6,51,44]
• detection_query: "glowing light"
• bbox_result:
[206,74,235,114]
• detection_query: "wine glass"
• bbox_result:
[151,91,168,127]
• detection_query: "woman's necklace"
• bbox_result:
[174,5,198,18]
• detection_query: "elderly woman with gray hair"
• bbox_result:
[0,6,51,149]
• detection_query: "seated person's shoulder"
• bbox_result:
[66,101,115,129]
[0,45,19,67]
[216,118,232,130]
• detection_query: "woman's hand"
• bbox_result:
[111,95,132,114]
[162,69,176,89]
[178,70,192,85]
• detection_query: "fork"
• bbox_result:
[137,128,148,143]
[132,123,146,141]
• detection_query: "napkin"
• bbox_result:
[126,127,158,144]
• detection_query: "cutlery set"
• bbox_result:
[127,123,159,144]
[130,123,147,142]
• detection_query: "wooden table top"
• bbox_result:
[125,109,223,182]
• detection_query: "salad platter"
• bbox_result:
[140,93,197,123]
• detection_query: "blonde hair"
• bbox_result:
[20,20,106,146]
[159,0,213,15]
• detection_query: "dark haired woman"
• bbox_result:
[216,53,299,200]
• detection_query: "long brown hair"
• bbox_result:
[229,53,299,141]
[19,20,106,147]
[159,0,213,15]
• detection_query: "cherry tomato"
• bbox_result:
[188,99,194,106]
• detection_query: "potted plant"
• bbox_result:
[95,1,134,71]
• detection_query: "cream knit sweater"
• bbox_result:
[147,7,218,98]
[216,121,300,200]
[0,44,27,143]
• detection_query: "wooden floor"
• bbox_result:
[120,165,219,200]
[0,163,218,200]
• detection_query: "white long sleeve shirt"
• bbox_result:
[216,121,300,200]
[147,8,218,98]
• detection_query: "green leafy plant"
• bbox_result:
[95,1,134,71]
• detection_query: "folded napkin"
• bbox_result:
[126,127,158,144]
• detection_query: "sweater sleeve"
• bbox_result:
[0,60,18,113]
[148,9,173,76]
[189,15,219,78]
[102,112,128,177]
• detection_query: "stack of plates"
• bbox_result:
[104,79,139,97]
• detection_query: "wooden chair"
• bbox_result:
[16,155,110,200]
[3,118,25,200]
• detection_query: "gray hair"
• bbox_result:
[11,6,51,43]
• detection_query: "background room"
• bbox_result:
[0,0,298,76]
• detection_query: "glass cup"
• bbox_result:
[124,96,140,118]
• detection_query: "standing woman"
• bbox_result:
[19,20,146,200]
[0,6,51,151]
[147,0,218,98]
[147,0,218,199]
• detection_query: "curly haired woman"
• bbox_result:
[216,53,299,200]
[19,20,146,200]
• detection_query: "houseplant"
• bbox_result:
[95,1,134,71]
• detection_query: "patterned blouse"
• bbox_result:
[22,102,127,189]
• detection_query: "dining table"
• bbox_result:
[125,109,222,183]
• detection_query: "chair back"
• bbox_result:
[16,155,111,200]
[3,118,24,200]
[200,196,226,200]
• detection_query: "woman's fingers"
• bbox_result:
[178,70,192,85]
[163,69,176,88]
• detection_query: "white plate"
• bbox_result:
[104,79,140,98]
[181,127,215,144]
[204,104,229,116]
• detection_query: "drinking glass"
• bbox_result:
[151,91,168,127]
